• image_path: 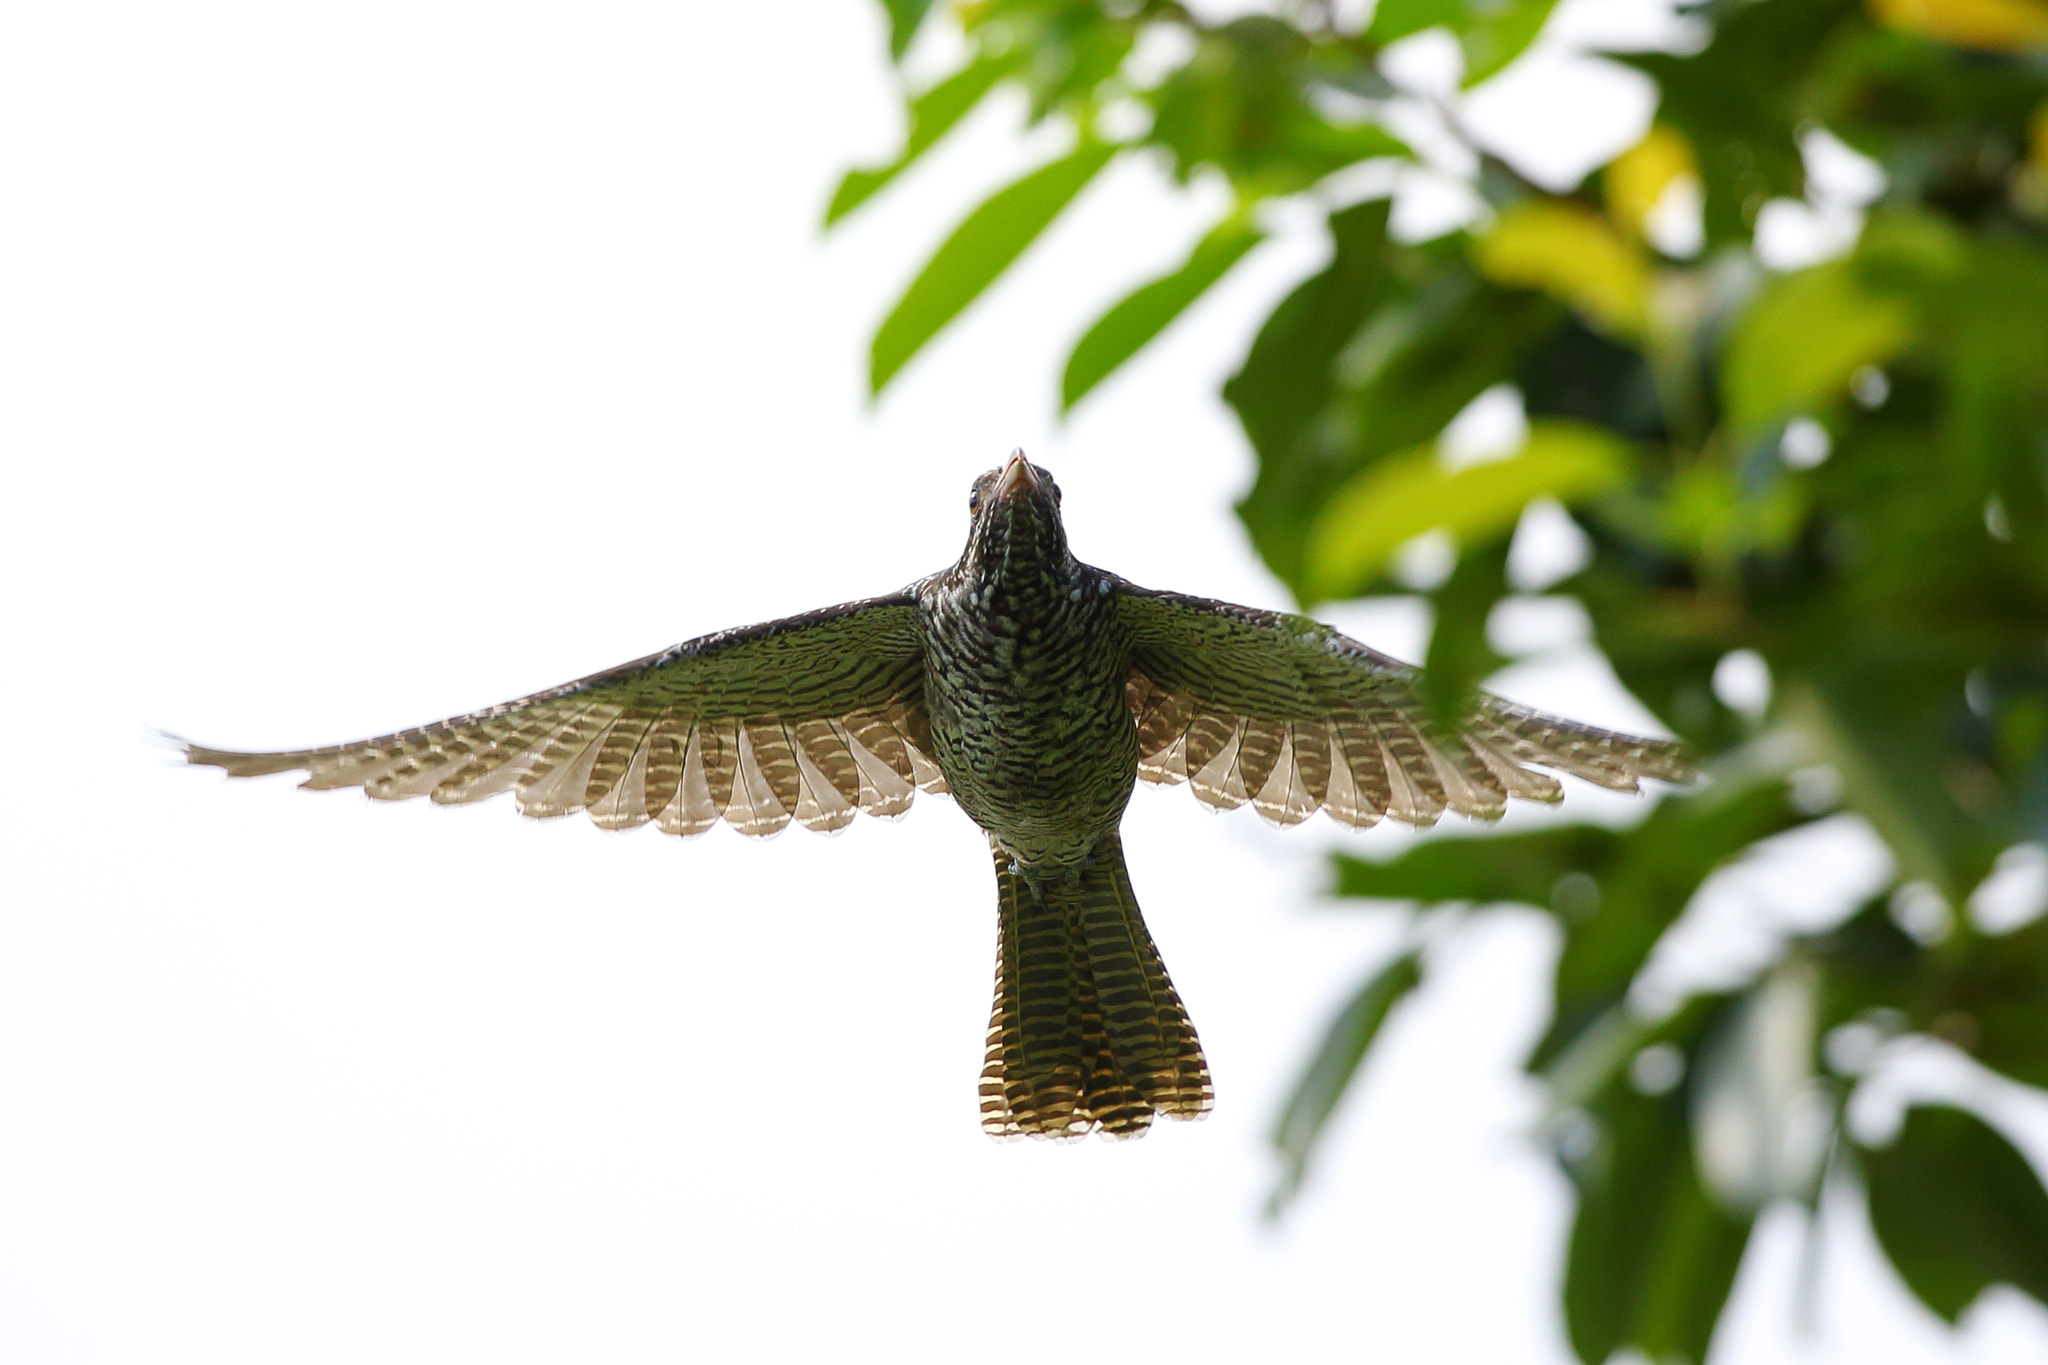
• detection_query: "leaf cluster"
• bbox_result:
[839,1,2048,1359]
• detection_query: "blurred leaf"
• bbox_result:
[1421,540,1511,735]
[1870,0,2048,52]
[870,139,1116,394]
[1370,0,1467,45]
[1473,200,1651,337]
[1520,317,1670,441]
[1268,948,1424,1211]
[826,52,1020,226]
[881,0,937,60]
[1226,201,1398,588]
[1562,1023,1754,1365]
[1061,214,1263,411]
[1462,0,1561,87]
[1606,124,1698,241]
[1688,962,1824,1211]
[1226,201,1393,463]
[1861,1105,2048,1322]
[1535,782,1805,1072]
[1721,260,1914,437]
[1622,0,1855,245]
[1148,17,1411,190]
[1303,422,1632,601]
[1335,822,1619,906]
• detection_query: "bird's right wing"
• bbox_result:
[1114,584,1693,829]
[179,593,945,839]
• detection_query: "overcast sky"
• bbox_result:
[4,2,2044,1362]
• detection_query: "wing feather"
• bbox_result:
[180,593,939,839]
[1115,581,1692,829]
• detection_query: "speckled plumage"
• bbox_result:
[179,451,1693,1141]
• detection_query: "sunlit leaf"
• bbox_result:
[1303,422,1632,601]
[1861,1104,2048,1322]
[1721,260,1914,437]
[1268,949,1423,1212]
[870,140,1116,394]
[1869,0,2048,52]
[1061,215,1262,411]
[1474,201,1651,338]
[826,52,1019,226]
[1370,0,1467,45]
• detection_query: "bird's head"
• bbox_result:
[959,450,1071,582]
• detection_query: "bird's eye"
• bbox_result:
[968,490,981,513]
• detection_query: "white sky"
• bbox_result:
[3,3,2045,1362]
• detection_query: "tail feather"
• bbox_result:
[979,832,1213,1142]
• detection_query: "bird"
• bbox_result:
[179,451,1692,1142]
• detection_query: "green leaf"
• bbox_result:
[1421,540,1511,735]
[1462,0,1561,87]
[1370,0,1467,45]
[880,0,935,61]
[1861,1104,2048,1322]
[1335,823,1621,906]
[1721,260,1915,438]
[1562,1014,1755,1365]
[1269,948,1424,1212]
[869,140,1117,395]
[1472,200,1650,338]
[1061,215,1263,411]
[1619,0,1854,247]
[1535,782,1804,1073]
[1303,421,1633,601]
[825,52,1019,227]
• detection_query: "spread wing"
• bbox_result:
[179,594,945,839]
[1114,584,1693,829]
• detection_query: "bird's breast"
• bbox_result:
[917,573,1138,868]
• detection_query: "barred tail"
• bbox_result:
[978,832,1213,1141]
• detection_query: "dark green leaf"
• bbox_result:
[1617,0,1858,246]
[881,0,935,61]
[1561,1012,1755,1365]
[1061,215,1263,411]
[826,52,1020,226]
[1269,948,1424,1212]
[870,140,1116,394]
[1534,782,1805,1073]
[1861,1105,2048,1322]
[1421,541,1511,735]
[1147,18,1412,190]
[1462,0,1561,87]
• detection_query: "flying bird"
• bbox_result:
[181,451,1691,1141]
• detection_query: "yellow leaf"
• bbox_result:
[1473,201,1650,338]
[1869,0,2048,50]
[1607,126,1697,241]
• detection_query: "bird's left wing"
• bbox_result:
[180,594,944,839]
[1114,583,1692,829]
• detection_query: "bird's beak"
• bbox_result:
[995,449,1042,502]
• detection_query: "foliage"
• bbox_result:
[836,0,2048,1358]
